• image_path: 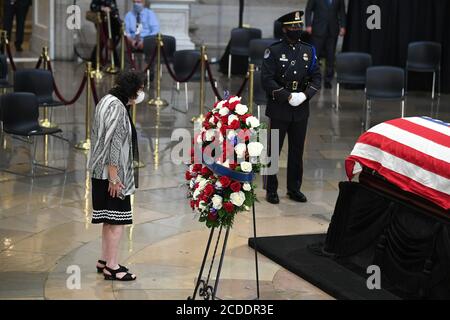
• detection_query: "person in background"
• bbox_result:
[305,0,346,89]
[90,0,121,64]
[124,0,160,51]
[2,0,32,52]
[89,71,145,281]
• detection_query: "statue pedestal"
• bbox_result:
[150,0,196,50]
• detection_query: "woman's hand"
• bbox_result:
[101,6,111,13]
[108,180,125,198]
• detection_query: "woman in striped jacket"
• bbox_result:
[89,71,145,281]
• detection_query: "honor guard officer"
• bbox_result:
[261,10,321,204]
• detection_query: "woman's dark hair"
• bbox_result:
[109,71,146,106]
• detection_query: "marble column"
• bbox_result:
[149,0,196,50]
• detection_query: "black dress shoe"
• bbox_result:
[266,192,280,204]
[287,190,307,202]
[324,82,332,89]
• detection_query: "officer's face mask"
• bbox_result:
[133,3,144,13]
[284,25,303,41]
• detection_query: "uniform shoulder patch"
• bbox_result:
[264,48,270,59]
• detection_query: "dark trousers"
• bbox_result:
[266,116,308,194]
[313,34,338,83]
[3,1,31,48]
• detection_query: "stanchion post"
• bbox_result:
[92,12,103,80]
[75,62,93,150]
[39,46,58,129]
[120,22,125,71]
[105,11,119,74]
[248,63,255,114]
[148,33,168,107]
[191,45,207,123]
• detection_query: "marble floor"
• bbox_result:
[0,60,448,300]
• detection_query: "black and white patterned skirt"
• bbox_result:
[91,178,133,225]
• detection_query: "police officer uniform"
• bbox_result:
[261,10,321,204]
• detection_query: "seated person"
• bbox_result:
[125,0,160,51]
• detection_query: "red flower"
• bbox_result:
[230,181,241,192]
[229,120,241,130]
[190,200,196,209]
[193,164,202,172]
[203,184,215,198]
[207,212,218,221]
[185,171,192,180]
[223,202,234,213]
[219,176,231,188]
[201,166,212,177]
[229,163,238,170]
[240,114,252,123]
[228,98,240,111]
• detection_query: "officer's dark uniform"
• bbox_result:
[261,11,321,203]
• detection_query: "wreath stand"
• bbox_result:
[187,165,260,300]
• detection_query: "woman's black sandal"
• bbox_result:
[103,266,136,281]
[96,260,128,273]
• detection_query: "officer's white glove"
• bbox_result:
[288,92,307,107]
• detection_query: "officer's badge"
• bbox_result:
[303,53,309,61]
[280,54,288,61]
[264,49,270,59]
[295,11,300,20]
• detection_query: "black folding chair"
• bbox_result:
[405,41,441,99]
[254,69,267,121]
[249,38,278,69]
[170,50,202,113]
[1,92,69,176]
[14,69,65,127]
[273,20,283,40]
[143,35,176,81]
[228,27,262,78]
[365,66,405,131]
[335,52,372,110]
[0,54,12,91]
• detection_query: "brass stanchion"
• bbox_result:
[39,46,59,129]
[148,33,168,107]
[131,101,145,168]
[75,62,93,150]
[105,11,119,74]
[92,12,103,80]
[191,45,206,123]
[120,22,125,71]
[248,63,255,114]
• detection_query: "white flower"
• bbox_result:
[195,175,203,183]
[217,121,222,129]
[226,129,236,140]
[190,179,195,189]
[247,142,264,157]
[234,143,247,158]
[211,195,223,210]
[209,116,215,125]
[243,183,252,191]
[235,103,248,115]
[193,188,201,200]
[215,180,222,189]
[205,129,215,142]
[240,161,252,172]
[218,107,230,116]
[228,96,241,104]
[198,178,208,189]
[228,114,239,125]
[198,200,207,211]
[230,191,245,207]
[245,116,260,128]
[216,100,226,109]
[218,133,224,143]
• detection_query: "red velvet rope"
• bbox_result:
[143,46,157,72]
[5,43,17,71]
[161,45,200,83]
[47,60,87,105]
[205,60,223,100]
[235,75,248,96]
[90,76,99,105]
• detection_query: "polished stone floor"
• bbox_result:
[0,59,448,300]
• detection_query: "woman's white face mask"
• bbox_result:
[133,91,145,105]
